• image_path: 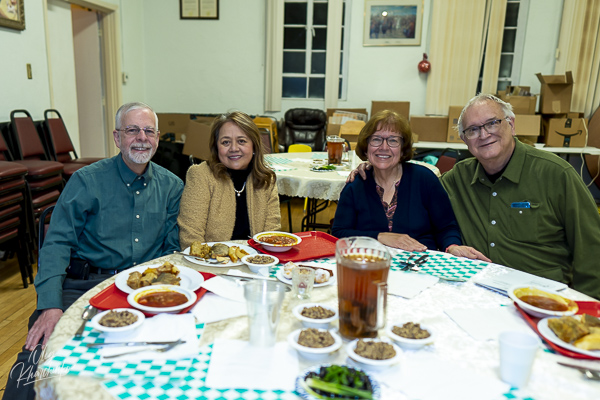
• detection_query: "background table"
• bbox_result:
[36,247,599,400]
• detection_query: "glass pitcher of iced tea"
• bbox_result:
[335,237,391,339]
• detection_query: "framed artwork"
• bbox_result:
[363,0,422,46]
[0,0,25,31]
[180,0,219,20]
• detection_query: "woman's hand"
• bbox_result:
[378,232,427,252]
[346,162,371,183]
[447,245,491,262]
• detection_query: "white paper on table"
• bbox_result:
[191,292,247,323]
[205,339,299,391]
[100,313,199,361]
[201,276,245,302]
[474,267,568,295]
[388,270,439,299]
[444,306,531,341]
[377,352,510,400]
[226,268,271,278]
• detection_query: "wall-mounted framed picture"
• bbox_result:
[363,0,423,46]
[0,0,25,31]
[180,0,219,20]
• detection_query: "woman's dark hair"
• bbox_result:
[355,110,414,163]
[208,111,275,189]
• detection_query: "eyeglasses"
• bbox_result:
[368,136,402,148]
[462,118,507,140]
[119,126,159,138]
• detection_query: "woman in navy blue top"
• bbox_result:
[332,110,489,260]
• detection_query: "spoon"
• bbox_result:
[75,305,98,337]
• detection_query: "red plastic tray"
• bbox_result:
[247,231,338,263]
[89,271,215,317]
[516,301,600,360]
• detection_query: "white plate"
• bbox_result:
[275,269,335,288]
[115,264,204,294]
[537,317,600,358]
[182,242,257,267]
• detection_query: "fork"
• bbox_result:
[174,251,220,264]
[103,339,185,359]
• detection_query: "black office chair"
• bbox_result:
[278,108,327,152]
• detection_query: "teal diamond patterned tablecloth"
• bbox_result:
[102,344,298,400]
[41,322,205,382]
[391,251,488,282]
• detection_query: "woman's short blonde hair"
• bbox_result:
[355,110,414,163]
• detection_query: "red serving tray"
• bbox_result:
[247,231,338,263]
[89,271,215,317]
[516,301,600,360]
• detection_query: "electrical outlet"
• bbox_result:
[122,72,129,84]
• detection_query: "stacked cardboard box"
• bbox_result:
[410,116,448,143]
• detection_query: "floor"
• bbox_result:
[0,197,338,394]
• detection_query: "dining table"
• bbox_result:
[35,240,600,400]
[265,152,440,231]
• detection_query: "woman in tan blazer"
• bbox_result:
[178,111,281,249]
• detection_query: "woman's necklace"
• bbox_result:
[234,180,247,197]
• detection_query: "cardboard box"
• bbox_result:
[514,114,541,137]
[545,117,587,147]
[446,106,464,143]
[326,108,368,121]
[157,113,191,141]
[536,71,574,114]
[499,94,538,114]
[338,120,366,150]
[371,101,410,119]
[182,117,215,161]
[410,115,449,142]
[326,108,368,136]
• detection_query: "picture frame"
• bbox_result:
[180,0,219,20]
[363,0,422,46]
[0,0,25,31]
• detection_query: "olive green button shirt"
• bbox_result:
[441,139,600,300]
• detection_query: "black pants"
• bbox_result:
[2,274,109,400]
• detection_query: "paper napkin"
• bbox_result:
[226,268,272,278]
[200,275,245,302]
[191,292,247,323]
[205,339,299,391]
[388,270,439,299]
[100,313,199,361]
[444,306,531,341]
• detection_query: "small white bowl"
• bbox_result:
[287,328,343,361]
[253,231,302,252]
[241,254,279,273]
[346,338,402,371]
[127,285,196,314]
[508,285,578,319]
[292,303,338,329]
[386,322,435,350]
[90,308,145,338]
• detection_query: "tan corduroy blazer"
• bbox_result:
[178,162,281,249]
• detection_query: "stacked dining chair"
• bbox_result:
[42,109,104,167]
[4,110,65,252]
[0,124,34,287]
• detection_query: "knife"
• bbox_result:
[557,361,600,373]
[223,273,277,281]
[86,340,183,348]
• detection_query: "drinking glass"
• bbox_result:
[243,280,286,347]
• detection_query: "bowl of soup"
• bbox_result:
[508,285,578,318]
[253,231,302,252]
[127,285,196,314]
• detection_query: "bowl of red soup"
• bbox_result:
[508,285,578,318]
[127,285,197,314]
[253,231,302,252]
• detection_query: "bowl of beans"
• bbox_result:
[241,254,279,273]
[90,308,145,337]
[386,321,435,350]
[252,231,302,252]
[292,303,338,329]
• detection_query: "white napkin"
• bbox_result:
[388,270,439,299]
[201,275,245,302]
[444,307,531,341]
[377,353,510,400]
[205,339,299,391]
[191,292,247,323]
[226,268,271,278]
[100,313,199,361]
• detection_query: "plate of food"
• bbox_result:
[115,262,204,294]
[182,241,257,267]
[508,285,578,318]
[537,314,600,358]
[253,231,302,252]
[295,364,380,400]
[276,261,335,287]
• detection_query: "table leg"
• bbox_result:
[301,198,331,231]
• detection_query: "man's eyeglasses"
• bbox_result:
[368,136,402,148]
[119,126,159,138]
[462,118,507,140]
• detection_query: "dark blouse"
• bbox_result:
[229,167,251,240]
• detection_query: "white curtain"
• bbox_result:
[264,0,284,112]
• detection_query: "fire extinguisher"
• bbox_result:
[418,53,431,73]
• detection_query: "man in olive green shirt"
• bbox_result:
[441,94,600,299]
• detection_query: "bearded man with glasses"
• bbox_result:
[441,93,600,299]
[3,102,184,400]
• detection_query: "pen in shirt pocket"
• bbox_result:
[511,201,531,208]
